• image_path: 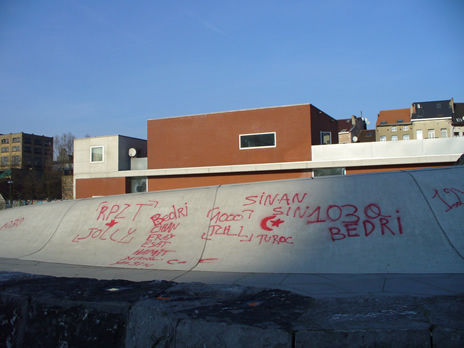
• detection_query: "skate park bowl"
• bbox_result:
[0,166,463,275]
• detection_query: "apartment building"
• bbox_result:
[411,99,453,140]
[376,108,412,141]
[376,99,461,141]
[0,132,53,172]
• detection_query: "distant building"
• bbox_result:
[0,132,53,172]
[74,103,339,198]
[451,102,464,137]
[411,99,453,140]
[338,116,366,144]
[74,102,464,199]
[376,108,412,141]
[376,99,460,141]
[357,129,376,142]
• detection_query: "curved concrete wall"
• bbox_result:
[1,166,463,273]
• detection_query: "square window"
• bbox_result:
[391,126,397,132]
[403,126,409,131]
[1,147,9,153]
[90,146,104,162]
[403,134,410,140]
[391,135,398,141]
[379,136,386,141]
[320,131,331,145]
[239,133,276,149]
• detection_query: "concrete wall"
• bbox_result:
[1,166,463,273]
[311,137,464,163]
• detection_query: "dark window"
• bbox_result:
[380,121,387,124]
[12,137,20,143]
[1,147,9,153]
[240,133,276,149]
[34,139,42,145]
[1,139,9,144]
[12,146,20,152]
[34,148,42,155]
[23,137,31,144]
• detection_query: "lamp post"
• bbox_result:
[7,179,13,207]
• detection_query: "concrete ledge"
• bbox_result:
[1,273,463,347]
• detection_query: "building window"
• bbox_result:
[403,134,410,140]
[416,130,423,140]
[428,129,435,139]
[391,126,397,132]
[314,168,345,177]
[23,137,31,144]
[12,146,20,152]
[1,147,9,153]
[131,177,147,193]
[33,157,42,167]
[12,137,20,143]
[379,136,386,141]
[44,140,52,146]
[403,126,409,131]
[454,132,460,137]
[320,131,332,145]
[34,148,42,155]
[24,146,31,153]
[12,156,20,165]
[34,139,42,146]
[239,133,276,149]
[391,135,398,141]
[1,139,9,144]
[440,128,448,138]
[1,157,8,166]
[90,146,104,162]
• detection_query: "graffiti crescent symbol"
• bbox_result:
[260,216,275,231]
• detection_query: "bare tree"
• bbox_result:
[54,132,75,171]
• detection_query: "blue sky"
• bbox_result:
[1,0,463,140]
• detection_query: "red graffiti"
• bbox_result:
[95,200,159,222]
[0,217,24,230]
[150,203,189,226]
[432,187,464,212]
[198,258,219,263]
[244,192,307,206]
[72,226,137,243]
[260,216,284,231]
[256,234,293,245]
[202,225,253,242]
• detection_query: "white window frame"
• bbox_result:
[428,129,435,139]
[239,132,276,149]
[379,135,386,142]
[440,128,448,138]
[403,126,409,131]
[402,134,410,141]
[391,135,398,141]
[90,146,104,163]
[391,126,397,132]
[416,129,423,140]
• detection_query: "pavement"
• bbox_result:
[1,257,463,298]
[1,264,463,347]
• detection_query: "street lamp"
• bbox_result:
[7,179,13,207]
